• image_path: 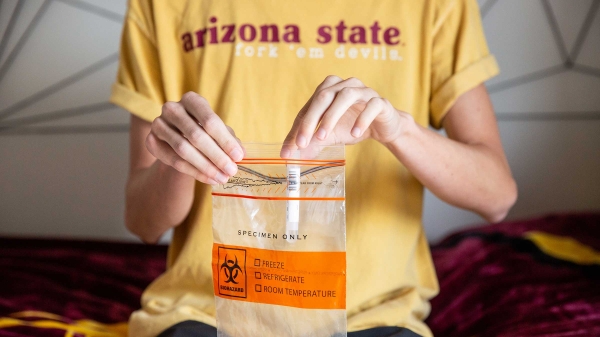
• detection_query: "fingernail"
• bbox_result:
[316,128,327,140]
[280,149,291,158]
[224,162,237,176]
[215,172,229,184]
[297,135,307,148]
[351,127,361,137]
[207,178,218,185]
[230,148,243,161]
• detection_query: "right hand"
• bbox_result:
[145,92,244,185]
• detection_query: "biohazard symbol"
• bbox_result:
[220,254,243,284]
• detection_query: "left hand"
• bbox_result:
[280,75,414,158]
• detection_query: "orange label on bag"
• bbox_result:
[212,244,346,309]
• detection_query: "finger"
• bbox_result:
[180,92,244,162]
[315,74,345,92]
[280,106,308,158]
[351,97,388,138]
[226,125,247,158]
[145,133,219,185]
[281,75,344,157]
[295,77,365,148]
[161,102,239,176]
[186,126,239,176]
[225,125,237,137]
[152,117,230,184]
[300,132,331,160]
[316,86,379,140]
[236,137,246,158]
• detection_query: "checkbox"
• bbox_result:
[255,284,262,292]
[254,258,260,266]
[255,272,261,279]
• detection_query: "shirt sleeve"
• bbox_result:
[110,1,164,122]
[429,0,499,129]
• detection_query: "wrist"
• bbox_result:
[382,111,418,151]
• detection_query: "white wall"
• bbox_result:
[0,0,599,243]
[424,0,600,241]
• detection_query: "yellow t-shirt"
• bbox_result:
[110,0,498,336]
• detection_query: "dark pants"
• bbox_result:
[157,320,422,337]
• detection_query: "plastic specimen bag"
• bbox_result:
[211,143,346,337]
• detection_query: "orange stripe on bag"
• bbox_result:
[240,158,346,163]
[212,192,345,201]
[237,161,345,167]
[212,244,346,310]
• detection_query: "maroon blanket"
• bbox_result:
[0,239,167,336]
[0,213,599,336]
[427,213,600,336]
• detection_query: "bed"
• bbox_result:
[1,213,599,337]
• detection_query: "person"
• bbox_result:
[110,0,517,336]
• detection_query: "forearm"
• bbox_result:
[385,117,517,222]
[125,159,196,243]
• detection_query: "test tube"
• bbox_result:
[286,164,300,243]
